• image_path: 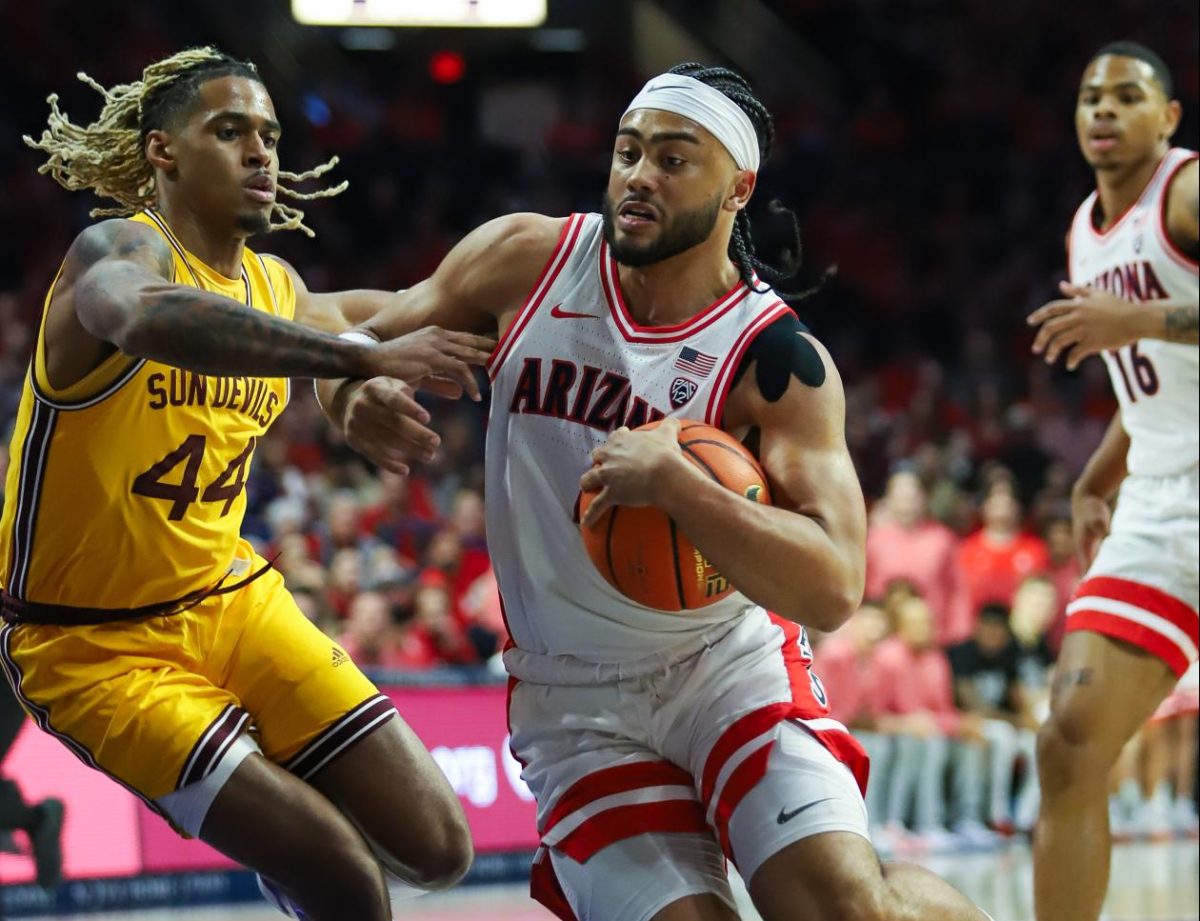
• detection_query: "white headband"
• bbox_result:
[622,73,761,172]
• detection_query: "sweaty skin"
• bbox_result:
[731,311,827,401]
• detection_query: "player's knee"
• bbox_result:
[285,842,389,919]
[1036,715,1101,795]
[399,810,474,890]
[812,883,891,921]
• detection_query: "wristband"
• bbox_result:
[314,330,379,410]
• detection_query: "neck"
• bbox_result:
[984,525,1016,542]
[1093,144,1169,229]
[616,233,741,326]
[156,199,247,279]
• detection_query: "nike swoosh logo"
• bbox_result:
[776,798,836,825]
[549,304,597,320]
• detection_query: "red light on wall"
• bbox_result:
[430,50,466,84]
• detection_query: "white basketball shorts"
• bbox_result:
[1066,468,1199,677]
[504,610,870,921]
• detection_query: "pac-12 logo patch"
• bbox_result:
[670,377,698,408]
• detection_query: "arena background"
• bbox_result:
[0,1,1196,918]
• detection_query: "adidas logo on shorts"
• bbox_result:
[331,647,349,668]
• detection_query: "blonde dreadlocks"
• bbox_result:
[22,47,346,238]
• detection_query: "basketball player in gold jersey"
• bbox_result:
[2,48,494,921]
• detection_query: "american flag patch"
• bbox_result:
[674,346,717,377]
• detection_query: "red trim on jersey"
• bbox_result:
[698,615,870,847]
[530,847,580,921]
[488,214,586,380]
[1072,576,1199,639]
[553,800,710,864]
[1154,152,1200,271]
[704,302,793,425]
[1067,609,1191,678]
[711,740,773,859]
[699,702,793,807]
[599,242,751,344]
[1086,151,1177,241]
[540,760,694,835]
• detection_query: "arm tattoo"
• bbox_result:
[125,288,370,379]
[73,219,174,280]
[71,219,370,379]
[1163,304,1199,345]
[1051,668,1094,692]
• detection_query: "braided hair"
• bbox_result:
[23,47,346,237]
[666,62,806,296]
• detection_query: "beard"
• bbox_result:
[601,191,723,267]
[235,209,271,235]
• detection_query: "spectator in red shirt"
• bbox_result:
[325,548,364,620]
[814,600,893,830]
[957,480,1049,634]
[873,595,991,851]
[336,591,404,669]
[866,470,967,644]
[395,579,477,668]
[425,526,491,624]
[359,470,440,564]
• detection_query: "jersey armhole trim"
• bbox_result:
[704,302,794,427]
[1154,152,1200,271]
[31,262,145,411]
[488,214,586,381]
[256,253,284,317]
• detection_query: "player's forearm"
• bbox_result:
[658,462,864,631]
[1159,303,1199,344]
[1131,303,1200,345]
[116,285,377,379]
[1073,412,1129,501]
[316,377,359,426]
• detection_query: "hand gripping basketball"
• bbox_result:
[578,420,771,611]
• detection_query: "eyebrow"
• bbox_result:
[617,127,701,145]
[207,111,282,133]
[1080,81,1149,93]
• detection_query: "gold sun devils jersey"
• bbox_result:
[0,210,294,611]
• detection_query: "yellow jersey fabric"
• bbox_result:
[0,210,294,610]
[1,545,387,802]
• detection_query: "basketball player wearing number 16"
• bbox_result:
[323,64,989,921]
[3,48,495,921]
[1025,42,1199,921]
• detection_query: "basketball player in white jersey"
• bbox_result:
[1026,42,1198,921]
[318,64,991,921]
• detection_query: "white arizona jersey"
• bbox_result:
[1068,147,1199,477]
[485,212,794,662]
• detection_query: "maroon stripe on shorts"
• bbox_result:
[176,705,252,791]
[284,694,396,780]
[0,623,165,815]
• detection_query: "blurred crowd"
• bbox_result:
[0,0,1196,849]
[813,467,1199,854]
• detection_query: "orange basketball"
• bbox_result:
[579,420,771,611]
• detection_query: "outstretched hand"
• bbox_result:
[368,326,495,401]
[579,418,687,528]
[1028,282,1147,371]
[340,377,440,475]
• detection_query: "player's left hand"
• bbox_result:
[1028,282,1148,371]
[579,419,685,527]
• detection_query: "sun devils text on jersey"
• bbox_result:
[0,210,294,611]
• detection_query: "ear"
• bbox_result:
[725,169,757,214]
[144,129,177,175]
[1163,99,1182,142]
